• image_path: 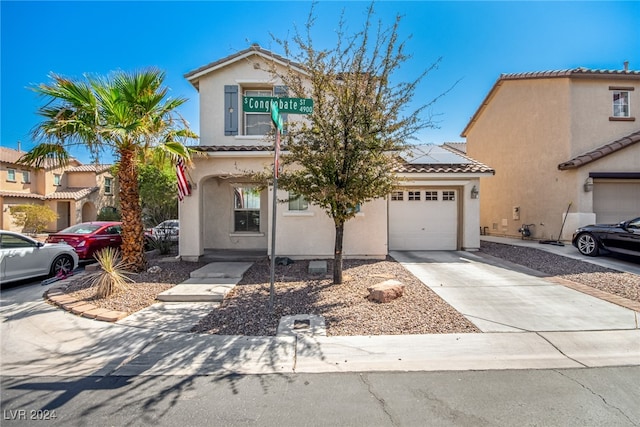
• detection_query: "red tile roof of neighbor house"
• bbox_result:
[557,130,640,170]
[0,190,45,200]
[461,67,640,137]
[1,187,99,200]
[45,187,99,200]
[66,165,113,173]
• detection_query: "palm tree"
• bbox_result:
[19,69,196,272]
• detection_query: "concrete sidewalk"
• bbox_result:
[2,241,639,377]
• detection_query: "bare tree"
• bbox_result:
[270,2,450,283]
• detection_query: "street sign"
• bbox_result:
[243,96,313,114]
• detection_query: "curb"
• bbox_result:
[43,271,128,323]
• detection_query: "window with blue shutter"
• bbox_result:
[224,85,238,135]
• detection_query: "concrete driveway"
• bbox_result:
[390,250,639,333]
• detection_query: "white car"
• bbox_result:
[0,230,79,285]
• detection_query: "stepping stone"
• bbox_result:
[308,260,327,274]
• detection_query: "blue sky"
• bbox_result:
[2,1,639,164]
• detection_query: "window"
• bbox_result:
[443,191,456,201]
[7,169,16,182]
[244,89,272,135]
[21,171,30,183]
[613,91,630,117]
[234,186,261,232]
[391,191,404,201]
[425,191,438,201]
[408,191,421,201]
[53,174,61,186]
[288,192,309,211]
[104,177,113,194]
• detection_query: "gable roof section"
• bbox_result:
[184,44,306,90]
[461,67,640,137]
[557,130,640,170]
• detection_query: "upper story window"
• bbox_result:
[224,84,288,137]
[613,90,630,117]
[53,174,61,186]
[244,89,272,136]
[104,177,113,195]
[7,168,16,182]
[21,171,30,183]
[288,192,309,211]
[609,86,634,121]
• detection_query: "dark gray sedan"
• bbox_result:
[572,217,640,257]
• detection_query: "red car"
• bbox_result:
[46,221,123,260]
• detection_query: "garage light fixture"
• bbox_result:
[470,185,479,199]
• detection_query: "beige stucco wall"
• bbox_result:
[570,78,640,156]
[197,58,287,147]
[467,76,640,240]
[269,189,388,259]
[467,78,576,240]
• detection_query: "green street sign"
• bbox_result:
[243,96,313,114]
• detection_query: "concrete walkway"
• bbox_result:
[2,239,639,377]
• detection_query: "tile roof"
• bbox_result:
[45,187,99,200]
[0,190,45,200]
[0,146,84,170]
[557,130,640,170]
[192,144,494,175]
[462,67,640,137]
[66,164,113,173]
[191,145,274,153]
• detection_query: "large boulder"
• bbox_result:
[367,279,405,303]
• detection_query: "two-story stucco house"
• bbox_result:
[463,67,640,241]
[178,45,494,261]
[1,146,119,232]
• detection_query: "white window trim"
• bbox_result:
[7,168,16,182]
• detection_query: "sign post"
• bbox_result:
[243,95,312,310]
[268,100,282,309]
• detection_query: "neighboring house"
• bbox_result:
[463,67,640,241]
[0,146,119,232]
[178,45,494,261]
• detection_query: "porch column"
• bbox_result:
[178,178,203,261]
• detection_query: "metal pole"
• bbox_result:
[269,128,280,310]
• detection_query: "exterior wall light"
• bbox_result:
[583,177,593,192]
[471,185,479,199]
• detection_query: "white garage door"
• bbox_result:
[389,189,458,250]
[593,180,640,224]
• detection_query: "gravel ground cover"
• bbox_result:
[59,242,639,336]
[479,241,640,303]
[192,257,480,336]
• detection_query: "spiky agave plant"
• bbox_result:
[86,247,136,298]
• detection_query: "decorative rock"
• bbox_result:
[367,279,405,303]
[147,265,162,274]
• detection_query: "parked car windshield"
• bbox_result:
[58,224,103,234]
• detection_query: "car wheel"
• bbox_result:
[50,254,74,276]
[576,233,599,257]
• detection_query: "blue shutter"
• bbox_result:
[224,85,238,136]
[274,85,288,132]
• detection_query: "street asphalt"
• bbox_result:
[1,237,638,378]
